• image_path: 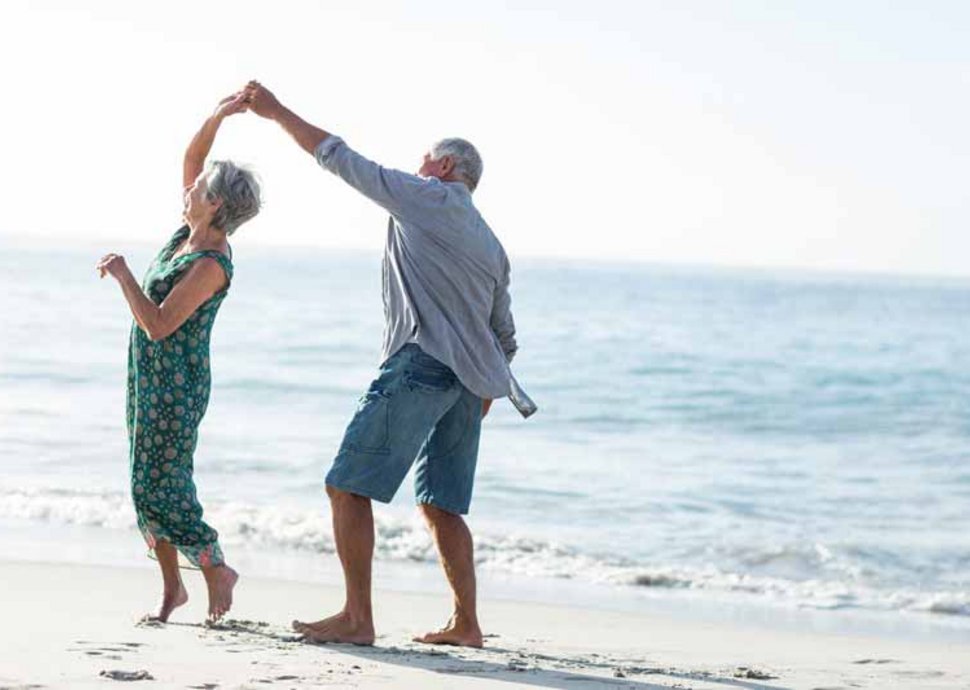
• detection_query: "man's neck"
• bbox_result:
[437,173,470,192]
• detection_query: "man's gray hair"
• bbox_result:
[205,160,262,235]
[431,138,483,192]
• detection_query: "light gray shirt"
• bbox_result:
[315,136,517,400]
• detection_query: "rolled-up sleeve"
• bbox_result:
[314,137,439,220]
[313,135,345,166]
[490,258,517,363]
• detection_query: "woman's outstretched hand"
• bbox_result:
[213,91,250,120]
[97,253,129,280]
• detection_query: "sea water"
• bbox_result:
[1,236,968,634]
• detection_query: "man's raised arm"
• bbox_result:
[244,80,435,219]
[245,80,331,154]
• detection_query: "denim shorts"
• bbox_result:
[325,344,483,515]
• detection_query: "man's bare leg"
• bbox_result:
[144,540,188,622]
[201,562,239,622]
[413,504,484,648]
[292,485,376,645]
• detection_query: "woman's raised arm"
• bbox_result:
[182,92,250,189]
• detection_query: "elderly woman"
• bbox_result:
[97,91,261,622]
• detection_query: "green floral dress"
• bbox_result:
[126,225,233,568]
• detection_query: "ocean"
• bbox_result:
[1,236,969,637]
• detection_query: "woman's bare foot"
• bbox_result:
[292,611,375,645]
[202,564,238,622]
[413,614,483,648]
[142,583,188,623]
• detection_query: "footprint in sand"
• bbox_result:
[734,667,778,680]
[892,669,946,679]
[98,670,154,681]
[70,641,135,661]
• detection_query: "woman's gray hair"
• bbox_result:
[431,138,483,192]
[205,160,262,235]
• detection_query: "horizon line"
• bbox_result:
[2,230,969,285]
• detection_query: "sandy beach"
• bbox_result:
[6,1,970,685]
[0,559,966,690]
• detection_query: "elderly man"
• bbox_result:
[245,81,519,647]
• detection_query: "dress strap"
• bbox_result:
[156,225,190,263]
[167,225,191,253]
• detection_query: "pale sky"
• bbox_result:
[1,1,968,275]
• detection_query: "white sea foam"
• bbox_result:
[1,486,966,619]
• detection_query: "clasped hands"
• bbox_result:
[213,81,282,121]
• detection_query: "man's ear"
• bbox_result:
[441,155,456,176]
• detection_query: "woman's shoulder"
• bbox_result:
[179,249,234,285]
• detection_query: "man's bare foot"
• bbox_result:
[292,611,375,645]
[413,615,483,648]
[292,611,344,632]
[202,564,238,622]
[142,583,188,623]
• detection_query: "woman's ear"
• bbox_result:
[205,195,223,225]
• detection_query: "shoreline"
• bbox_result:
[2,517,969,648]
[1,558,968,689]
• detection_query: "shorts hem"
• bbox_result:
[325,477,395,504]
[415,495,470,516]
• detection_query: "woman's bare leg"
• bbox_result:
[145,540,188,622]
